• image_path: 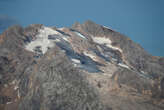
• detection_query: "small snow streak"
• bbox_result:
[83,52,97,61]
[92,37,122,52]
[103,26,110,29]
[118,63,130,69]
[71,58,81,64]
[74,32,86,39]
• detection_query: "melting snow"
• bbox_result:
[71,58,81,67]
[139,71,152,79]
[83,52,97,61]
[141,71,145,74]
[62,37,69,42]
[111,58,118,62]
[25,27,69,54]
[92,37,122,52]
[74,32,86,39]
[103,26,111,29]
[134,70,151,79]
[7,102,12,105]
[71,58,81,64]
[118,63,130,69]
[14,85,19,90]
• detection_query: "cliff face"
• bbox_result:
[0,21,164,110]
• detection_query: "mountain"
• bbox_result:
[0,20,164,110]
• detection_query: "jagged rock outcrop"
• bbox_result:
[0,21,164,110]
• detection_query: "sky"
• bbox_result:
[0,0,164,56]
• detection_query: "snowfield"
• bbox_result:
[25,27,68,54]
[92,37,122,52]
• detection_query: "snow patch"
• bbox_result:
[62,36,69,42]
[139,71,152,79]
[92,37,122,52]
[83,52,97,61]
[74,32,86,39]
[118,63,130,69]
[71,58,81,64]
[25,27,68,54]
[137,71,151,79]
[25,27,58,54]
[14,85,19,90]
[71,58,81,67]
[7,102,12,105]
[54,39,61,42]
[103,26,116,32]
[141,71,146,74]
[111,58,118,62]
[103,26,111,29]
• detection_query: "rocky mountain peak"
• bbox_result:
[0,21,164,110]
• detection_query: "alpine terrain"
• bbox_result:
[0,20,164,110]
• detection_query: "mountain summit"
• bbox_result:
[0,21,164,110]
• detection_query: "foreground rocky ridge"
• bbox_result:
[0,21,164,110]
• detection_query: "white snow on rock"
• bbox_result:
[103,25,117,32]
[139,71,150,79]
[7,102,12,105]
[14,85,19,90]
[71,58,81,67]
[118,63,130,69]
[141,71,146,74]
[25,27,67,54]
[62,36,69,42]
[83,51,97,61]
[111,58,117,61]
[74,32,86,39]
[71,58,81,64]
[92,37,122,52]
[103,26,111,29]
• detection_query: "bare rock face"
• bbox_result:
[18,47,106,110]
[0,21,164,110]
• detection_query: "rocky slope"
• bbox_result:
[0,20,164,110]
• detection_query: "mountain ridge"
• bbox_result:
[0,21,164,110]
